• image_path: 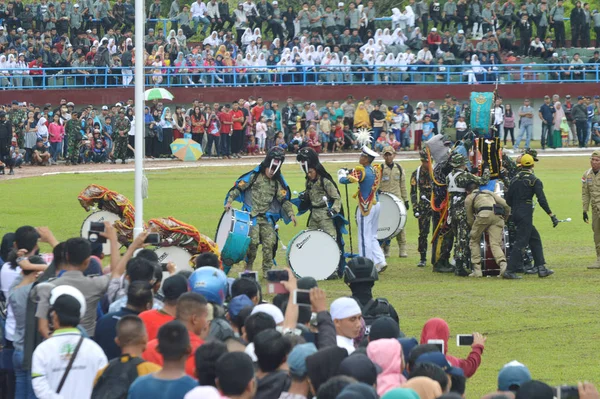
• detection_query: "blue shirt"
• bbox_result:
[539,103,555,123]
[587,105,594,120]
[127,374,197,399]
[94,307,140,360]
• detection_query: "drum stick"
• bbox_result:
[559,218,572,223]
[420,195,431,204]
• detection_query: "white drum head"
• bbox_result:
[80,211,120,255]
[377,192,407,240]
[288,230,340,280]
[154,246,193,281]
[215,210,233,250]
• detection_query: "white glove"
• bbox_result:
[337,168,349,182]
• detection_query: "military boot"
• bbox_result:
[433,259,455,273]
[587,258,600,269]
[399,244,408,258]
[524,264,538,275]
[537,265,554,278]
[382,243,390,258]
[455,260,471,277]
[469,262,483,277]
[498,261,507,277]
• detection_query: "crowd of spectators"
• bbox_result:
[1,224,599,399]
[2,92,600,174]
[1,0,600,89]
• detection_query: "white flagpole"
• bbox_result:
[133,0,145,238]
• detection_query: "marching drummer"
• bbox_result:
[296,148,342,239]
[224,147,297,278]
[378,146,410,258]
[338,146,387,272]
[465,181,511,277]
[411,149,433,268]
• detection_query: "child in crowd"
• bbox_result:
[9,138,24,174]
[91,139,108,163]
[289,129,305,153]
[80,139,93,163]
[592,123,600,145]
[400,118,411,150]
[307,126,322,153]
[422,114,435,142]
[334,120,345,152]
[255,116,267,154]
[319,112,332,153]
[103,116,113,152]
[246,135,260,155]
[375,131,388,152]
[388,131,400,151]
[265,119,276,149]
[413,103,425,150]
[456,115,468,141]
[561,117,572,147]
[275,131,287,150]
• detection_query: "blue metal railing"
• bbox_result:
[1,63,597,90]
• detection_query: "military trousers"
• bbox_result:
[507,206,545,272]
[592,208,600,259]
[247,216,277,274]
[469,214,507,272]
[308,208,336,239]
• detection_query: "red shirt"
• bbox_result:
[219,111,232,134]
[231,110,244,130]
[142,332,204,378]
[251,105,264,124]
[139,309,175,342]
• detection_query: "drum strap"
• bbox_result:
[448,172,466,193]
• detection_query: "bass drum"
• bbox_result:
[287,230,340,280]
[80,210,120,255]
[479,226,509,276]
[154,246,193,280]
[215,208,252,268]
[375,192,407,240]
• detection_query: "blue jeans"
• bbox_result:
[13,350,36,399]
[206,134,220,156]
[515,124,532,149]
[401,131,411,149]
[192,15,210,33]
[50,142,61,161]
[371,127,382,147]
[587,120,592,144]
[220,133,231,156]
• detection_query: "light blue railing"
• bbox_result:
[1,63,597,90]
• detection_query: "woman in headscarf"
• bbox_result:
[36,116,49,143]
[383,53,397,83]
[144,106,157,158]
[203,31,220,47]
[255,52,268,83]
[270,37,281,52]
[253,27,262,42]
[159,107,174,157]
[381,28,394,46]
[306,346,348,394]
[222,51,235,84]
[392,28,407,47]
[367,338,407,396]
[353,102,371,130]
[0,55,11,87]
[420,318,484,378]
[402,377,442,399]
[391,8,407,30]
[340,55,352,82]
[551,102,565,149]
[107,38,117,55]
[215,44,227,58]
[360,38,375,54]
[13,53,31,88]
[374,28,384,43]
[151,55,164,86]
[23,111,38,163]
[176,29,187,48]
[405,5,415,28]
[466,54,484,84]
[320,52,334,83]
[241,28,254,47]
[407,27,423,50]
[381,388,420,399]
[246,40,258,56]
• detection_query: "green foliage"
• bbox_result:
[1,156,599,397]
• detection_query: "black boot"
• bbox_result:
[417,253,427,267]
[537,265,554,278]
[454,260,471,277]
[433,259,454,273]
[503,272,522,279]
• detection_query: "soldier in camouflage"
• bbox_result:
[379,146,409,258]
[296,147,341,239]
[411,149,433,267]
[111,109,131,164]
[8,101,26,148]
[439,94,456,137]
[225,147,297,276]
[446,152,490,276]
[65,111,82,165]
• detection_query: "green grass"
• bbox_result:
[1,156,599,397]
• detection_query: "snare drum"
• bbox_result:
[80,211,120,255]
[287,230,340,280]
[375,192,407,240]
[479,226,509,276]
[154,246,193,280]
[215,209,253,268]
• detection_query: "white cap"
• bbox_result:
[272,0,277,4]
[338,1,344,6]
[251,303,284,324]
[361,145,379,158]
[17,27,24,31]
[115,102,122,107]
[102,105,109,110]
[431,27,437,32]
[86,29,92,33]
[0,27,4,30]
[49,285,87,318]
[74,3,80,6]
[330,297,362,320]
[458,29,464,34]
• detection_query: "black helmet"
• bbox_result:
[343,257,378,284]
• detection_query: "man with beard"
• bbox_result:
[225,147,296,277]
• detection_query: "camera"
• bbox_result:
[556,386,579,399]
[144,233,161,245]
[88,221,106,244]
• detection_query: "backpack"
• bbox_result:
[93,47,108,67]
[91,355,145,399]
[357,297,393,336]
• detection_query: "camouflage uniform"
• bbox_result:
[305,176,341,239]
[446,154,490,275]
[411,161,433,265]
[440,103,456,136]
[8,108,26,148]
[379,161,409,257]
[65,118,82,164]
[227,173,294,274]
[582,152,600,268]
[112,115,131,162]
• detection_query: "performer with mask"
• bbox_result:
[338,146,387,272]
[224,147,296,277]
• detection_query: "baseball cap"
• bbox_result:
[431,28,437,32]
[162,274,189,301]
[515,381,554,399]
[338,354,381,386]
[382,146,395,155]
[497,360,532,392]
[288,343,318,378]
[520,154,534,167]
[74,3,80,6]
[458,29,464,34]
[272,0,277,4]
[565,94,571,99]
[415,351,465,377]
[115,102,123,107]
[591,149,600,158]
[578,96,584,100]
[403,95,409,100]
[228,294,254,319]
[50,286,87,319]
[102,105,108,110]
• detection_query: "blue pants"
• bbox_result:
[13,350,36,399]
[206,134,220,156]
[392,128,401,143]
[193,15,210,33]
[515,124,532,149]
[372,127,382,147]
[50,142,61,161]
[401,130,410,148]
[220,133,231,156]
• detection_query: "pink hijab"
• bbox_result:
[367,338,407,396]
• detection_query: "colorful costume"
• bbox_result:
[411,149,433,266]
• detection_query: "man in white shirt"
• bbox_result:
[32,288,108,399]
[190,0,210,35]
[330,297,362,355]
[416,44,434,71]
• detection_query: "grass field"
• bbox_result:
[1,155,599,397]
